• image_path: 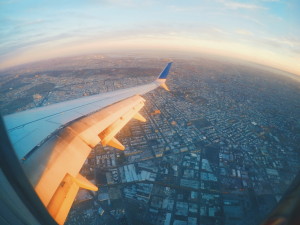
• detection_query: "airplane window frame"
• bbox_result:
[0,115,58,225]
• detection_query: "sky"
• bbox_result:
[0,0,299,75]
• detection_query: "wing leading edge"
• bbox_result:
[3,62,173,224]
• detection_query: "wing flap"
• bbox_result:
[99,96,145,148]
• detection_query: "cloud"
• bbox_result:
[236,29,253,36]
[212,27,227,34]
[218,0,265,10]
[89,0,156,7]
[0,32,77,55]
[240,15,265,26]
[97,0,136,6]
[168,5,211,12]
[261,36,300,51]
[0,0,18,5]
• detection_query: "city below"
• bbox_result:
[0,54,299,225]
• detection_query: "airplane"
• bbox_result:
[0,62,173,225]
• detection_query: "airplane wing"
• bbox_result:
[3,62,173,225]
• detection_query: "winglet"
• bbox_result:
[156,62,172,91]
[157,62,173,80]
